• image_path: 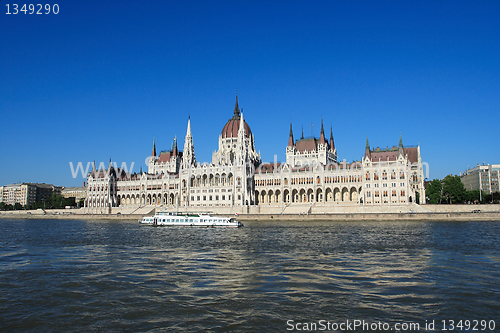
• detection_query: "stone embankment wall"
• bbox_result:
[235,212,500,222]
[422,204,498,213]
[0,204,498,221]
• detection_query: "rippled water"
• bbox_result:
[0,219,499,332]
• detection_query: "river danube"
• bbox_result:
[0,219,499,332]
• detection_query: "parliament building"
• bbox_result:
[84,95,426,213]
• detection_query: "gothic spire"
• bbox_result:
[329,126,335,150]
[233,91,240,117]
[398,133,404,158]
[288,122,294,147]
[239,111,245,134]
[319,119,326,144]
[186,116,192,137]
[151,138,156,157]
[183,117,196,165]
[365,137,371,159]
[301,126,304,140]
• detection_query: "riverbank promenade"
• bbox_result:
[1,204,499,222]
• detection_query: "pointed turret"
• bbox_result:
[329,126,335,151]
[170,136,178,155]
[186,117,192,135]
[233,92,240,117]
[151,138,156,157]
[301,127,304,140]
[288,122,294,147]
[183,117,196,166]
[398,133,404,158]
[365,137,371,160]
[236,111,248,165]
[239,111,245,133]
[319,119,326,144]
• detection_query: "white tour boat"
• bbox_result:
[140,212,243,228]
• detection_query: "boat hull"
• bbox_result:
[140,214,243,228]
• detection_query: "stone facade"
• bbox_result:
[61,186,87,204]
[84,96,426,213]
[461,164,500,194]
[0,183,62,207]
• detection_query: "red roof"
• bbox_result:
[295,138,318,152]
[258,163,282,173]
[158,151,173,163]
[370,147,418,163]
[158,150,182,163]
[221,117,252,139]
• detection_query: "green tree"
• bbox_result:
[49,193,65,208]
[63,197,76,207]
[465,189,482,203]
[14,203,23,210]
[483,192,500,204]
[426,179,443,204]
[442,175,467,204]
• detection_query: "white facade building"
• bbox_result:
[0,183,36,206]
[0,183,62,207]
[461,164,500,194]
[84,95,426,213]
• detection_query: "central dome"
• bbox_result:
[221,95,252,139]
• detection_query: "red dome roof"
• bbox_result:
[221,116,252,139]
[221,94,252,139]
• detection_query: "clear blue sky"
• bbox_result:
[1,1,499,187]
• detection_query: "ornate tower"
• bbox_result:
[329,126,335,152]
[364,137,371,161]
[397,133,404,159]
[212,93,260,166]
[236,112,248,165]
[319,119,326,144]
[182,117,196,168]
